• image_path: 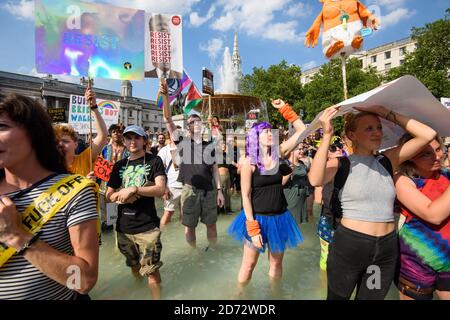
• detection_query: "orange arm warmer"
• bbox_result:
[279,103,299,123]
[245,220,261,237]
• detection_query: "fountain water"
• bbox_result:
[218,47,239,94]
[197,34,268,130]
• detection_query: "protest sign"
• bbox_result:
[94,156,114,182]
[47,107,66,123]
[298,75,450,150]
[145,14,183,79]
[202,68,214,96]
[245,109,260,130]
[69,95,120,134]
[35,0,145,80]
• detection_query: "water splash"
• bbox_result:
[217,47,239,94]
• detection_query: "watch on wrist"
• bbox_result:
[17,232,41,256]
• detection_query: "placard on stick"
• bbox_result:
[94,156,113,182]
[35,0,145,80]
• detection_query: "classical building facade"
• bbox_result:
[0,71,164,133]
[301,37,417,85]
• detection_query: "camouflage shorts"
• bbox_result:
[117,228,163,276]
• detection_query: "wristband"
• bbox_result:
[245,220,261,237]
[17,232,41,256]
[279,103,299,123]
[90,104,98,110]
[385,110,397,124]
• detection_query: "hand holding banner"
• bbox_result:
[298,76,450,150]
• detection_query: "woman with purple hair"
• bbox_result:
[228,99,306,289]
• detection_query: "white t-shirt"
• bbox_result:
[158,144,182,189]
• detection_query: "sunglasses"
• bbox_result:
[329,145,340,152]
[187,120,202,126]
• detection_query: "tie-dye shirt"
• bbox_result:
[399,170,450,273]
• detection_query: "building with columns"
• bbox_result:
[0,71,164,133]
[301,37,417,85]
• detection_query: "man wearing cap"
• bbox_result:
[106,125,166,299]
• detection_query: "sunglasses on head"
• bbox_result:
[329,145,339,152]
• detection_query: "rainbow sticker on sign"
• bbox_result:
[35,0,145,80]
[98,101,115,109]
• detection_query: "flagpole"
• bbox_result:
[87,77,93,173]
[340,53,348,100]
[159,77,169,120]
[208,94,212,118]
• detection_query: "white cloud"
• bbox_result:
[285,2,312,18]
[375,0,409,10]
[265,21,304,43]
[211,11,237,31]
[17,66,76,83]
[190,5,215,27]
[2,0,34,21]
[380,7,415,28]
[199,38,224,60]
[302,60,317,71]
[211,0,304,43]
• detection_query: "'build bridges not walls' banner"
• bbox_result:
[69,95,120,134]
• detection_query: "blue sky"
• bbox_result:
[0,0,447,101]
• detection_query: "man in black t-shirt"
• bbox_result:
[158,80,224,247]
[106,125,166,300]
[150,133,166,155]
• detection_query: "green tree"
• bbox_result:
[385,9,450,98]
[240,60,304,126]
[302,58,381,134]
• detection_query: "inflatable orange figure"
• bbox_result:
[304,0,380,59]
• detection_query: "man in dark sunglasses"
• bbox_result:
[158,80,225,248]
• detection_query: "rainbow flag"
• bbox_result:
[168,70,192,104]
[156,94,162,109]
[157,70,192,109]
[184,83,203,114]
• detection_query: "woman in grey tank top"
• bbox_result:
[309,105,437,300]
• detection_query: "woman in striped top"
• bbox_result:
[0,94,99,300]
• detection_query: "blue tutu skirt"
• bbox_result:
[227,209,304,253]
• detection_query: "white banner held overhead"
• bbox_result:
[69,95,120,134]
[298,75,450,150]
[145,13,183,79]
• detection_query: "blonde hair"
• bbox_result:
[53,123,78,142]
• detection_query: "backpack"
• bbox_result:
[323,154,394,229]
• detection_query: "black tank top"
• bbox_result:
[251,165,287,215]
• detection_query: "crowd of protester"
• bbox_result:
[0,80,448,301]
